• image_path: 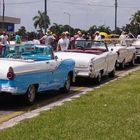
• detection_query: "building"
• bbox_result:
[0,16,20,32]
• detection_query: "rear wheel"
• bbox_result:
[24,85,36,105]
[95,72,102,84]
[60,75,71,93]
[119,60,125,69]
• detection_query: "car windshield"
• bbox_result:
[5,44,53,61]
[75,40,107,50]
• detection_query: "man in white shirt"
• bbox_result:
[94,31,102,41]
[0,32,10,44]
[57,32,68,51]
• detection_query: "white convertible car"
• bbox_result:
[108,41,136,69]
[56,40,117,83]
[132,39,140,60]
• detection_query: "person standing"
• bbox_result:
[15,33,21,44]
[119,31,128,46]
[0,32,10,44]
[57,32,67,51]
[40,30,55,46]
[94,31,102,41]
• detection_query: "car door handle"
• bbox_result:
[46,61,49,64]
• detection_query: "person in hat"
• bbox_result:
[119,31,128,46]
[94,31,102,41]
[40,29,55,45]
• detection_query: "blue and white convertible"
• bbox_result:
[0,44,75,104]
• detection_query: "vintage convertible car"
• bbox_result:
[55,40,117,83]
[108,41,136,69]
[0,44,75,104]
[132,39,140,60]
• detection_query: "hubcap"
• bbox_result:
[65,76,70,90]
[28,85,35,102]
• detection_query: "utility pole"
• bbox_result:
[44,0,47,33]
[115,0,118,33]
[2,0,5,30]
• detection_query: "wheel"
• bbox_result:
[95,72,102,84]
[24,85,36,105]
[60,75,71,93]
[129,55,135,66]
[119,60,125,69]
[108,68,115,78]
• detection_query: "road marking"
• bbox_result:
[0,111,24,124]
[0,87,85,124]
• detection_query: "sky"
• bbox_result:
[1,0,140,31]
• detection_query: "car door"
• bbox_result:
[46,58,62,89]
[106,51,117,73]
[126,46,135,62]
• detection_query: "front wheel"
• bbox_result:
[129,55,135,66]
[108,68,115,78]
[60,75,71,93]
[119,60,125,69]
[95,72,102,84]
[24,85,37,105]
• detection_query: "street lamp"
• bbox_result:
[64,12,71,34]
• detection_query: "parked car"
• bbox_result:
[55,40,117,83]
[0,44,75,104]
[132,39,140,61]
[108,41,136,69]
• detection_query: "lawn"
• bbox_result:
[0,71,140,140]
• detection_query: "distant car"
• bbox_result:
[132,39,140,60]
[0,44,75,104]
[108,42,136,69]
[56,40,117,83]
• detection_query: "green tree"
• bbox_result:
[17,26,27,36]
[33,10,50,33]
[130,10,140,25]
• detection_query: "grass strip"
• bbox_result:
[0,71,140,140]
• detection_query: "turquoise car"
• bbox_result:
[0,44,75,104]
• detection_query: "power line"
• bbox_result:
[4,0,42,5]
[51,1,114,8]
[51,0,140,9]
[3,0,140,9]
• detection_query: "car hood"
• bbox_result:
[108,44,126,52]
[55,52,96,68]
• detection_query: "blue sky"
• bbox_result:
[1,0,140,31]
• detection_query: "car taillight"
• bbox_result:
[7,67,15,80]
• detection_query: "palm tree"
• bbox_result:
[130,10,140,25]
[33,10,50,33]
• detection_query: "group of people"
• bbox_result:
[1,29,135,52]
[39,30,102,51]
[0,31,21,45]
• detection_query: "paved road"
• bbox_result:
[0,64,140,128]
